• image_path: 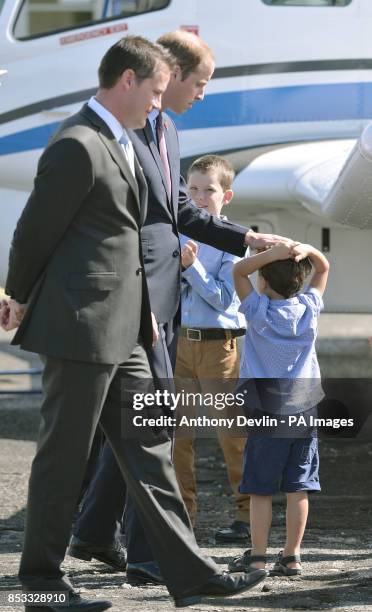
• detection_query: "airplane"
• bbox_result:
[1,0,372,313]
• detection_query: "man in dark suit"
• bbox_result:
[3,36,266,611]
[69,31,282,586]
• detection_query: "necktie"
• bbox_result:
[156,114,172,198]
[119,134,135,176]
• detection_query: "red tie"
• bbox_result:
[156,113,172,198]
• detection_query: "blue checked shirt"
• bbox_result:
[180,229,245,330]
[238,287,325,414]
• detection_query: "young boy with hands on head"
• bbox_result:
[230,240,329,576]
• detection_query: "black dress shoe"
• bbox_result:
[173,569,267,608]
[215,520,250,543]
[25,591,112,611]
[67,535,126,571]
[126,561,164,585]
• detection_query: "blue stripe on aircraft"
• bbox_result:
[0,121,61,155]
[0,82,370,156]
[172,82,367,129]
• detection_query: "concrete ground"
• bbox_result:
[0,316,372,611]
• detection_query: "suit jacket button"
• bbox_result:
[136,267,143,275]
[172,249,180,257]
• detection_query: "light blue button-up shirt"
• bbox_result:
[148,108,159,146]
[180,228,245,330]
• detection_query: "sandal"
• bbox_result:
[271,551,302,576]
[228,549,267,573]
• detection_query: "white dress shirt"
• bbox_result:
[88,96,135,175]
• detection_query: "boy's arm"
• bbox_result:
[233,264,254,302]
[233,241,294,301]
[181,240,237,311]
[184,256,237,311]
[292,244,329,296]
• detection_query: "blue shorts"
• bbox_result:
[239,437,320,495]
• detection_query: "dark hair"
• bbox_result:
[158,30,214,80]
[187,154,235,191]
[259,257,313,299]
[98,35,174,89]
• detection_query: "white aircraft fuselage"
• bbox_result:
[1,0,372,311]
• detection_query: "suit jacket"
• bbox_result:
[128,113,248,324]
[6,104,152,364]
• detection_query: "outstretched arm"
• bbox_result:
[178,176,289,256]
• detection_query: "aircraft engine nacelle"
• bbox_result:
[322,123,372,229]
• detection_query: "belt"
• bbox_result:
[180,327,246,342]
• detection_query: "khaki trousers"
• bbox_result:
[173,334,250,526]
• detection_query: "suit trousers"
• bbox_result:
[173,335,250,526]
[73,321,178,563]
[19,339,218,596]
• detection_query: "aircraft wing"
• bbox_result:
[233,126,372,229]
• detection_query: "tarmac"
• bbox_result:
[0,314,372,611]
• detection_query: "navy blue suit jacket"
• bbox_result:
[129,113,247,324]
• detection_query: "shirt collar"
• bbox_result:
[88,96,130,144]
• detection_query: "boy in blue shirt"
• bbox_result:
[229,240,329,575]
[173,154,250,542]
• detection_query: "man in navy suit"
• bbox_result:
[69,31,281,586]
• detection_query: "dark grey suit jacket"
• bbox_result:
[129,113,248,324]
[6,104,152,364]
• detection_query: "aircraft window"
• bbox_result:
[14,0,170,40]
[0,0,5,14]
[262,1,351,5]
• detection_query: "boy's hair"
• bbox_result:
[98,35,174,89]
[259,257,313,299]
[187,155,235,192]
[157,30,214,80]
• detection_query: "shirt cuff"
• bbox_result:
[182,257,205,283]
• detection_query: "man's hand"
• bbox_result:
[0,299,26,331]
[181,240,198,269]
[245,231,292,250]
[151,312,159,346]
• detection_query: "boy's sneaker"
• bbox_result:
[215,520,249,543]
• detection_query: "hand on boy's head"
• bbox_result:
[181,240,198,268]
[246,231,293,249]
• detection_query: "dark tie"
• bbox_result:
[156,113,172,198]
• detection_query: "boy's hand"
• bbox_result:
[181,240,198,268]
[0,299,26,331]
[269,240,297,260]
[290,242,312,262]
